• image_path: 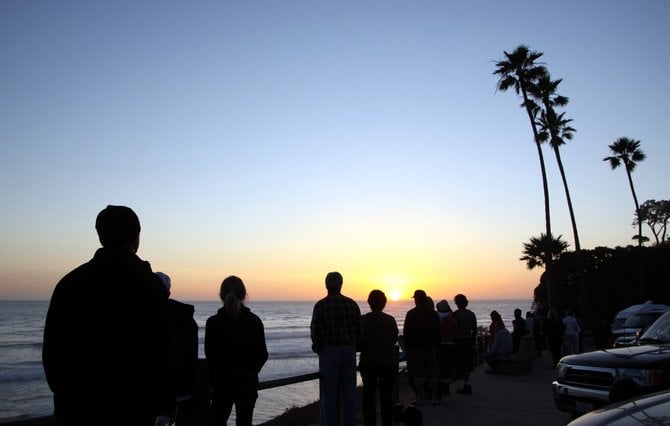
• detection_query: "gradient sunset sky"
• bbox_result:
[1,1,668,302]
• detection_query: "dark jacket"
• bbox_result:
[205,305,268,391]
[167,299,198,398]
[42,248,174,424]
[403,306,441,352]
[359,311,399,367]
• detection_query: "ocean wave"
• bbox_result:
[267,351,316,360]
[0,365,45,383]
[0,341,42,350]
[265,330,310,340]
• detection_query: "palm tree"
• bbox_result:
[494,46,551,246]
[520,233,569,309]
[531,72,581,251]
[604,137,646,245]
[520,233,569,270]
[494,45,555,308]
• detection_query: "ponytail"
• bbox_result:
[224,291,242,320]
[219,275,247,322]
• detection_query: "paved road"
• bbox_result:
[408,351,572,426]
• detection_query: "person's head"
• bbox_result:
[95,205,141,251]
[490,310,502,322]
[454,293,468,309]
[436,300,452,313]
[514,308,522,318]
[325,271,343,294]
[426,296,435,310]
[367,289,387,312]
[220,275,247,320]
[412,289,427,307]
[155,272,171,297]
[526,311,534,319]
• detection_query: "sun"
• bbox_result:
[388,289,402,302]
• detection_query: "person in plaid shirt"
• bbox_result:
[310,272,362,426]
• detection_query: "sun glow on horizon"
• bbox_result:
[373,274,413,302]
[388,289,401,301]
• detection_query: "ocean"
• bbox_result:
[0,298,533,424]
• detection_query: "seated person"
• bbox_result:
[484,321,513,373]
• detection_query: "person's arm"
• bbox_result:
[255,316,268,373]
[42,283,65,393]
[204,318,218,380]
[353,302,362,351]
[310,304,322,354]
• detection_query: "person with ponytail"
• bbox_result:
[205,276,268,425]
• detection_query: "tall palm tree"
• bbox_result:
[536,106,580,251]
[530,72,581,251]
[604,137,646,245]
[494,45,555,308]
[494,47,551,244]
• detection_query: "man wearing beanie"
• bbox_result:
[43,205,175,425]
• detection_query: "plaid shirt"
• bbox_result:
[310,294,361,354]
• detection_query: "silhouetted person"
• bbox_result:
[484,317,513,374]
[543,309,565,368]
[436,299,458,397]
[359,290,399,426]
[563,309,581,354]
[488,310,503,338]
[42,205,174,426]
[403,290,440,405]
[310,272,361,426]
[512,308,529,353]
[205,275,268,426]
[453,293,477,394]
[156,272,198,426]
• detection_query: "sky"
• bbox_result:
[1,1,668,302]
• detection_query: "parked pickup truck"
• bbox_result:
[552,310,670,417]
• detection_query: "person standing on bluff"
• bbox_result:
[452,293,477,395]
[403,289,441,405]
[155,272,198,426]
[563,309,581,355]
[436,299,458,397]
[311,272,362,426]
[359,290,399,426]
[205,275,268,426]
[543,309,565,368]
[512,308,529,353]
[43,205,174,426]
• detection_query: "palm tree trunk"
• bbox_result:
[624,164,647,298]
[625,166,642,246]
[553,146,581,251]
[552,145,591,328]
[521,85,554,309]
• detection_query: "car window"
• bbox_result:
[624,312,663,328]
[640,311,670,343]
[611,318,626,329]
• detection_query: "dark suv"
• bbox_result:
[552,310,670,416]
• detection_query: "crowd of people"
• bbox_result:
[483,306,583,374]
[42,205,585,426]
